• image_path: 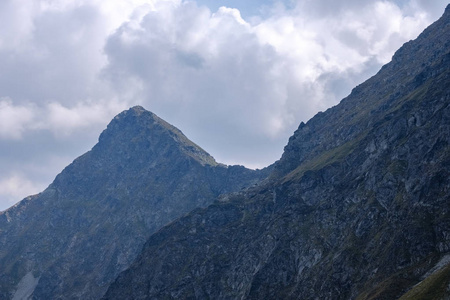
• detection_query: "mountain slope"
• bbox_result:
[104,6,450,300]
[0,106,268,299]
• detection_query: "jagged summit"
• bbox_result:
[111,105,161,123]
[128,104,147,114]
[98,106,217,166]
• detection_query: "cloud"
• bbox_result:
[43,101,127,136]
[0,4,106,104]
[0,0,156,106]
[0,99,35,139]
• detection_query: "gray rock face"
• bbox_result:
[0,106,268,300]
[104,5,450,300]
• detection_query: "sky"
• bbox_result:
[0,0,448,211]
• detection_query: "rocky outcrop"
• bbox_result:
[0,106,268,300]
[104,5,450,300]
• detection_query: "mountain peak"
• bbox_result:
[115,105,151,119]
[112,105,156,123]
[99,106,218,166]
[129,105,146,113]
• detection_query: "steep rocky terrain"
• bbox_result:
[0,106,268,299]
[104,5,450,300]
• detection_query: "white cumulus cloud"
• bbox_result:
[0,99,35,139]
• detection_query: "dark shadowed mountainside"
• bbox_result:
[0,106,269,300]
[104,5,450,300]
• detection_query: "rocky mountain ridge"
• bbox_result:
[103,5,450,300]
[0,106,268,299]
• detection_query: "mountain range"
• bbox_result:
[1,4,450,300]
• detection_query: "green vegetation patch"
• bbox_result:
[398,263,450,300]
[283,133,367,183]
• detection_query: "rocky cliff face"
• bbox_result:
[104,6,450,300]
[0,106,268,300]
